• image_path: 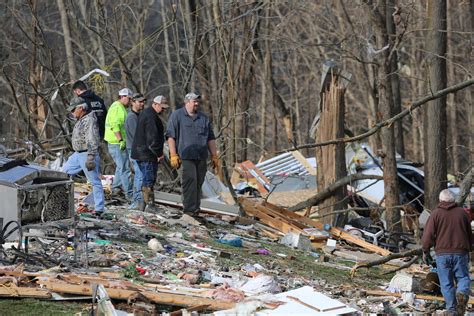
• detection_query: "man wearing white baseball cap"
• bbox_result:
[104,88,133,201]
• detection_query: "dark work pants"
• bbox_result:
[182,159,207,213]
[138,161,158,188]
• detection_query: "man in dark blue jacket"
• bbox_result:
[131,96,169,212]
[72,80,108,139]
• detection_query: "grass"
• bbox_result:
[0,299,88,316]
[203,233,394,289]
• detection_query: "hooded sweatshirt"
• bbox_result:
[422,201,472,254]
[79,90,107,139]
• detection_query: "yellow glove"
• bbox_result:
[170,154,181,169]
[211,154,220,171]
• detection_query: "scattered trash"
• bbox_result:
[147,238,164,252]
[254,249,271,255]
[217,234,243,247]
[279,232,312,251]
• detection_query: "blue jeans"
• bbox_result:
[127,149,143,203]
[435,253,471,311]
[138,161,158,188]
[108,144,132,199]
[63,152,105,211]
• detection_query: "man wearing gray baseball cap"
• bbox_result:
[166,93,220,217]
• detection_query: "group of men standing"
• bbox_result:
[63,81,218,219]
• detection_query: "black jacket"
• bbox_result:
[79,90,107,139]
[131,106,164,161]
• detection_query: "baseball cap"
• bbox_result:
[67,96,87,112]
[118,88,133,97]
[184,92,200,101]
[132,93,146,102]
[153,96,169,108]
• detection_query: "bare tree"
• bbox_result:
[423,0,448,210]
[364,0,401,235]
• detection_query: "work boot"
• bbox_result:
[136,200,145,212]
[456,292,467,316]
[141,187,150,212]
[144,188,159,213]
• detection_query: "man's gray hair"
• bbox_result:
[439,189,455,203]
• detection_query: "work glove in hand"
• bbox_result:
[422,251,433,266]
[211,154,220,171]
[119,140,126,151]
[170,154,181,169]
[85,155,96,171]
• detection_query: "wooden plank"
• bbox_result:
[266,189,316,208]
[253,204,308,230]
[39,281,234,311]
[170,304,210,316]
[240,199,304,234]
[0,286,51,298]
[365,289,474,305]
[260,200,391,256]
[291,151,317,176]
[244,206,304,235]
[58,275,140,290]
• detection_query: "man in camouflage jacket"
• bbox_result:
[63,96,105,212]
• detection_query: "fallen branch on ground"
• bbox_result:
[350,247,422,278]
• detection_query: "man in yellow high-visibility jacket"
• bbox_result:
[104,88,133,200]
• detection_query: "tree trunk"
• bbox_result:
[315,75,348,226]
[161,0,176,110]
[57,0,76,81]
[366,0,401,235]
[387,0,404,157]
[469,0,474,169]
[423,0,448,210]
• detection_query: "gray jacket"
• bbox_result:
[125,110,139,150]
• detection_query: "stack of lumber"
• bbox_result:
[0,267,234,311]
[238,197,391,256]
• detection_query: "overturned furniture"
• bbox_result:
[0,158,73,241]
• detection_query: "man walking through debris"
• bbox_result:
[125,93,146,210]
[72,80,107,139]
[104,88,133,202]
[422,189,472,315]
[166,93,220,217]
[63,96,105,213]
[131,96,169,212]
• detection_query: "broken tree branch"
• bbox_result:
[289,174,383,211]
[382,256,418,275]
[350,247,422,278]
[280,78,474,153]
[455,167,473,205]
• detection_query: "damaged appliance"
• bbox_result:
[0,157,73,240]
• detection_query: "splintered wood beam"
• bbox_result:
[0,286,51,298]
[39,281,234,311]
